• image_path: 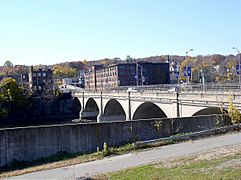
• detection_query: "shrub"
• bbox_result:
[228,96,241,124]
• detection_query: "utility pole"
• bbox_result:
[176,88,180,117]
[139,64,144,86]
[232,47,240,89]
[136,60,139,86]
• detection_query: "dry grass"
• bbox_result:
[0,143,137,178]
[0,152,101,178]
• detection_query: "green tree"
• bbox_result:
[0,94,8,117]
[4,60,13,68]
[0,78,31,118]
[3,60,14,75]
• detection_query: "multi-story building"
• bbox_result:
[29,66,54,96]
[85,62,170,91]
[84,64,104,90]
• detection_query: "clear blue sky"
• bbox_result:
[0,0,240,65]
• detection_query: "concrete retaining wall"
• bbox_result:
[0,114,230,167]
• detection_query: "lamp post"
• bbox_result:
[185,49,194,83]
[232,47,240,89]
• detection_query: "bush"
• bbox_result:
[102,142,110,156]
[228,96,241,124]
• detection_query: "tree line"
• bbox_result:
[0,53,240,83]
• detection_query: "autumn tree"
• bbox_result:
[53,65,77,78]
[226,59,237,81]
[99,58,110,66]
[179,57,199,83]
[228,95,241,124]
[33,64,48,70]
[14,65,28,74]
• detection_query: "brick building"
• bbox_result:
[84,64,104,90]
[29,66,54,96]
[85,62,170,91]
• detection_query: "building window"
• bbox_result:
[37,72,41,77]
[33,73,36,77]
[22,74,26,79]
[42,72,46,77]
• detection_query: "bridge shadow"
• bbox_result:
[192,107,227,116]
[133,101,167,120]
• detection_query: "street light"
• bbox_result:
[185,49,194,83]
[232,47,240,89]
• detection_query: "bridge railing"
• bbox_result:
[98,83,240,93]
[69,83,241,95]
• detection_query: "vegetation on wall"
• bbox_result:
[227,95,241,124]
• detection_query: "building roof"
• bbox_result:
[107,61,169,67]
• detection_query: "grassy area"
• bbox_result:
[96,151,241,180]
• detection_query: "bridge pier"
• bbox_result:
[127,91,132,121]
[79,91,85,119]
[97,115,126,122]
[80,111,99,120]
[97,91,104,122]
[97,114,102,122]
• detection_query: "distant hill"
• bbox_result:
[0,53,240,74]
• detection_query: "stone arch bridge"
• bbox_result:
[73,91,241,122]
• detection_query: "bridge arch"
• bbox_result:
[72,97,82,113]
[192,107,227,116]
[83,98,99,120]
[103,99,126,121]
[85,98,99,112]
[133,101,167,120]
[70,97,82,118]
